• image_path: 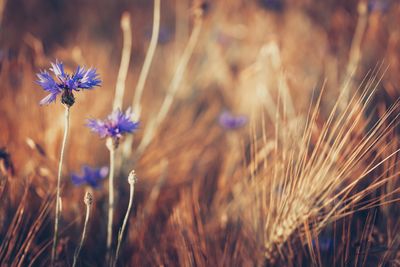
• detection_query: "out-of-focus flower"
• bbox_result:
[312,236,333,252]
[218,110,248,130]
[71,165,109,189]
[36,60,101,106]
[259,0,284,12]
[368,0,391,12]
[145,26,172,44]
[87,108,139,140]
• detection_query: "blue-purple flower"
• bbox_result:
[218,110,248,130]
[36,60,101,106]
[71,165,109,189]
[259,0,284,12]
[145,26,172,44]
[87,108,139,140]
[368,0,391,12]
[312,236,333,252]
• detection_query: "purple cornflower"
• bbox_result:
[312,236,333,252]
[218,110,248,130]
[71,165,109,189]
[145,26,172,44]
[87,108,139,141]
[368,0,391,12]
[36,60,101,106]
[259,0,284,12]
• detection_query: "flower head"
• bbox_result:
[71,165,109,189]
[368,0,391,12]
[312,236,333,252]
[218,110,248,130]
[36,60,101,106]
[87,108,139,141]
[260,0,284,12]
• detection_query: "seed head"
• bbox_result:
[84,191,93,206]
[128,170,137,185]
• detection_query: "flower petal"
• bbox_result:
[36,71,60,93]
[87,119,108,138]
[39,92,60,105]
[73,66,101,89]
[50,60,67,83]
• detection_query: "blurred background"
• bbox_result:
[1,0,400,266]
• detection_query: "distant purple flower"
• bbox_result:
[145,26,172,44]
[259,0,284,12]
[218,111,248,130]
[368,0,391,12]
[36,60,101,106]
[71,165,109,189]
[312,236,333,252]
[87,108,139,140]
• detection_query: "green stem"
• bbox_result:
[51,106,70,265]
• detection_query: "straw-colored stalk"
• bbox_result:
[51,106,70,265]
[226,70,400,263]
[113,170,137,267]
[340,1,369,108]
[106,138,116,257]
[72,191,93,267]
[112,12,133,110]
[122,0,161,160]
[134,5,204,158]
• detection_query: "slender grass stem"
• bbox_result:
[134,9,203,159]
[122,0,161,160]
[106,138,116,259]
[131,0,160,118]
[341,1,368,108]
[113,170,136,267]
[51,106,70,265]
[113,12,132,110]
[72,191,92,267]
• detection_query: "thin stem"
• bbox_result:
[106,139,116,259]
[113,171,136,267]
[341,1,368,108]
[72,191,92,267]
[122,0,161,160]
[131,0,160,118]
[51,106,70,265]
[113,12,133,110]
[134,10,203,158]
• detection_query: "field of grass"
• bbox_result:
[1,0,400,266]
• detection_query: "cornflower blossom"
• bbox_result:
[368,0,391,12]
[36,60,101,106]
[71,165,109,189]
[87,108,139,254]
[218,110,248,130]
[87,108,139,144]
